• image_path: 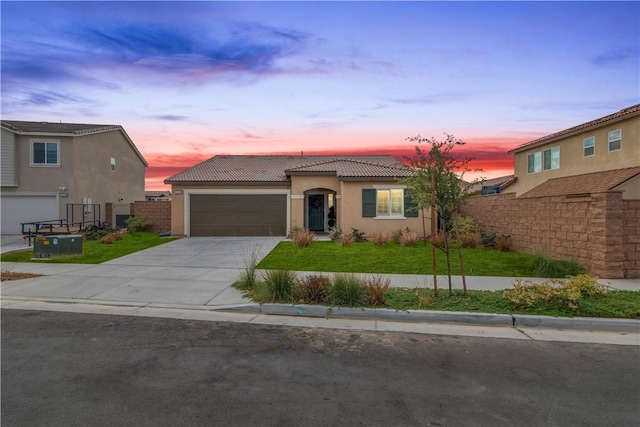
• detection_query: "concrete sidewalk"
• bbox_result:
[2,236,639,345]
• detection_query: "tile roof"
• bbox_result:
[1,120,122,135]
[519,167,640,198]
[286,158,413,178]
[1,119,148,167]
[468,174,516,193]
[509,104,640,154]
[165,155,411,183]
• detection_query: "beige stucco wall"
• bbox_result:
[1,129,146,222]
[1,133,74,219]
[72,130,146,221]
[509,115,640,196]
[339,181,427,237]
[615,175,640,200]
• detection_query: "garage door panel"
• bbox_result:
[1,196,59,234]
[190,194,286,237]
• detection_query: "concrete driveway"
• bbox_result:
[1,236,282,307]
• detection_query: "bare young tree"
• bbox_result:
[401,134,482,296]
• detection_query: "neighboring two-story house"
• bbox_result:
[505,104,640,197]
[1,121,148,234]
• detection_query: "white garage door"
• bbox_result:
[1,195,59,234]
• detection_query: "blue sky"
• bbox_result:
[2,1,638,189]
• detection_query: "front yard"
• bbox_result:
[257,241,584,278]
[1,232,175,264]
[242,241,639,319]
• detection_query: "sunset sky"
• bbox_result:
[2,1,638,190]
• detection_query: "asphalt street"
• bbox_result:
[2,309,639,427]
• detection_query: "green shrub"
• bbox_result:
[481,232,496,248]
[125,215,151,232]
[297,274,331,304]
[455,216,479,234]
[330,273,364,306]
[328,226,342,241]
[362,275,391,306]
[84,227,119,240]
[263,270,297,302]
[531,254,586,278]
[350,228,367,242]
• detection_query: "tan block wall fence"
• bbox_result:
[460,192,640,279]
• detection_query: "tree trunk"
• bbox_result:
[421,209,427,247]
[443,227,452,296]
[454,212,467,296]
[431,173,437,297]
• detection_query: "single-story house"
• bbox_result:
[164,155,427,237]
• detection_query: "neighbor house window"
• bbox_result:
[543,146,560,170]
[608,129,621,151]
[583,137,595,157]
[31,140,59,165]
[110,157,116,171]
[362,188,418,218]
[527,152,542,173]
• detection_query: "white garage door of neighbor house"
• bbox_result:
[1,195,59,234]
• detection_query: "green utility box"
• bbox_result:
[34,235,83,258]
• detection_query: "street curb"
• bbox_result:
[223,303,640,332]
[512,314,640,333]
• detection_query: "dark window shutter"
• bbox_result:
[362,189,376,217]
[404,189,419,217]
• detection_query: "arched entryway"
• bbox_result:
[304,189,336,232]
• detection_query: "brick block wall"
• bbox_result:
[130,201,171,234]
[105,203,113,227]
[460,191,640,279]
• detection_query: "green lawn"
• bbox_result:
[1,232,175,264]
[257,241,581,277]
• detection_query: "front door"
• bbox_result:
[308,195,324,231]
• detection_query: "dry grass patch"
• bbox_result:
[1,269,43,281]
